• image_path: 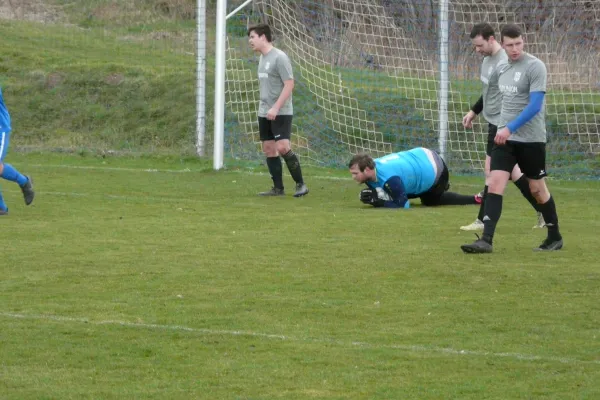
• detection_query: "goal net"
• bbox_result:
[223,0,600,177]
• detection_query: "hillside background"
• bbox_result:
[0,0,215,155]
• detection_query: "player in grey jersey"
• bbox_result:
[460,23,544,232]
[462,24,563,254]
[248,24,308,197]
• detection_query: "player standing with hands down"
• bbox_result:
[461,24,563,253]
[460,23,544,232]
[248,24,308,197]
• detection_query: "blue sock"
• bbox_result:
[1,164,28,186]
[0,190,7,212]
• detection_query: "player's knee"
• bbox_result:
[275,141,291,155]
[262,141,277,156]
[487,170,510,194]
[487,180,504,194]
[529,181,549,203]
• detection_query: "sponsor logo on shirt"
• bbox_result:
[499,84,518,94]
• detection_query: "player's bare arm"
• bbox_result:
[462,110,477,128]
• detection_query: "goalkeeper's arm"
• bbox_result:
[360,177,409,208]
[381,177,410,208]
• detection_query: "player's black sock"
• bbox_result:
[477,185,488,221]
[281,150,304,184]
[538,195,562,241]
[435,192,479,206]
[513,176,541,212]
[266,157,284,189]
[482,193,503,244]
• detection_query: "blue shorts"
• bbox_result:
[0,131,10,161]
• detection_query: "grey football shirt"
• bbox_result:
[257,48,294,117]
[480,49,508,126]
[498,52,547,142]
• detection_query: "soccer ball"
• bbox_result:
[375,187,393,201]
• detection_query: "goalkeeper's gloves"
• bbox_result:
[359,188,385,207]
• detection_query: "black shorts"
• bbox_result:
[486,123,497,157]
[490,141,547,180]
[419,157,450,206]
[258,115,292,141]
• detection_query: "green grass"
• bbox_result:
[0,19,198,153]
[1,153,599,399]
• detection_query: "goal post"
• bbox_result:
[212,0,600,178]
[213,0,228,169]
[438,0,450,161]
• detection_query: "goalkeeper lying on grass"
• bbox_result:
[348,148,481,208]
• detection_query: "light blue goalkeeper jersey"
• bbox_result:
[0,87,11,133]
[368,148,436,196]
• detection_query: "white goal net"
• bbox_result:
[223,0,600,177]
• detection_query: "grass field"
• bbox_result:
[1,153,599,399]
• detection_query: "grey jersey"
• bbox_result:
[257,48,294,117]
[480,49,508,126]
[498,52,547,142]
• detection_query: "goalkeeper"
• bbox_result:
[348,148,480,208]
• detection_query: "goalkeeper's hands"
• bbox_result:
[359,188,385,207]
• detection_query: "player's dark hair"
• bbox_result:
[248,24,272,42]
[470,23,495,40]
[348,153,375,172]
[500,24,522,42]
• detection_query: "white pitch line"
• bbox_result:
[28,163,600,192]
[28,191,319,211]
[2,312,598,366]
[29,163,197,173]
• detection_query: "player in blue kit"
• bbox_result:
[348,148,480,208]
[0,86,34,214]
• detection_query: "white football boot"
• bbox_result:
[533,212,546,229]
[460,219,484,231]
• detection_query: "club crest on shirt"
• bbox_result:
[265,62,270,71]
[488,66,494,76]
[514,72,521,82]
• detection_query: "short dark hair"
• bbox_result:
[348,153,375,171]
[248,24,272,42]
[470,23,495,40]
[500,24,523,42]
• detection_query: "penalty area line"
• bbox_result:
[1,312,597,366]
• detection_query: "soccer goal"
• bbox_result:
[211,0,600,178]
